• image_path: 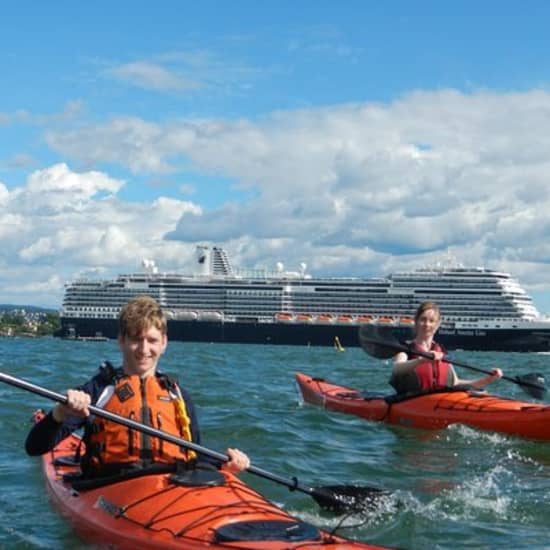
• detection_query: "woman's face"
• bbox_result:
[415,308,441,338]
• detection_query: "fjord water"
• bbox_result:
[1,338,549,550]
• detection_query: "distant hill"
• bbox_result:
[0,304,57,314]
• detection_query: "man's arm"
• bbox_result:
[24,372,106,456]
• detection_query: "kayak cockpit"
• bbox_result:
[213,519,321,543]
[384,384,488,404]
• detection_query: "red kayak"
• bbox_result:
[295,372,550,441]
[41,428,392,549]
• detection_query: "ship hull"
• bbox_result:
[57,318,550,352]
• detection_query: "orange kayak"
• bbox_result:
[42,430,391,549]
[295,372,550,441]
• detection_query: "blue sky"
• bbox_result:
[2,1,550,313]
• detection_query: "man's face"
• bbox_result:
[118,324,167,378]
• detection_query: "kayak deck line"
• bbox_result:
[295,372,550,441]
[40,423,394,549]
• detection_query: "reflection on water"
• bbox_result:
[0,339,549,549]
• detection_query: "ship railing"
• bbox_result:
[270,313,416,326]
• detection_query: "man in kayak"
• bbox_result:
[25,295,250,478]
[390,301,503,395]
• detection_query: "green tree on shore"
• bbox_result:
[0,311,60,336]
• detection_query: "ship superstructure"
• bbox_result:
[57,246,550,351]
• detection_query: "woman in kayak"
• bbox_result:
[25,295,250,478]
[390,301,503,394]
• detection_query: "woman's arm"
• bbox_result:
[392,351,422,375]
[453,368,503,389]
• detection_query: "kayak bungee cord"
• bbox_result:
[296,372,550,441]
[0,370,388,514]
[29,390,397,549]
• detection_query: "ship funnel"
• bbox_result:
[195,246,211,276]
[194,245,234,276]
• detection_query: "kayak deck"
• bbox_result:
[42,430,390,549]
[295,372,550,441]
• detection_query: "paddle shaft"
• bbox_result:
[0,371,327,500]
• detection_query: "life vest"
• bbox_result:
[390,341,454,394]
[409,341,454,390]
[84,370,196,475]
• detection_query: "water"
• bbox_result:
[1,337,549,549]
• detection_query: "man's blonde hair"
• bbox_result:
[118,295,167,338]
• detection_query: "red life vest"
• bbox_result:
[410,341,454,390]
[84,373,195,474]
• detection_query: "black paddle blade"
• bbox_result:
[516,373,547,400]
[311,485,391,514]
[358,325,408,359]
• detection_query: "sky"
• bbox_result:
[2,1,550,313]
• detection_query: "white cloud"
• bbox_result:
[107,61,201,92]
[46,119,175,173]
[151,91,549,265]
[7,153,35,168]
[0,101,85,128]
[19,237,54,261]
[0,213,25,239]
[0,164,202,305]
[26,163,122,196]
[4,88,550,306]
[8,163,124,216]
[0,182,9,205]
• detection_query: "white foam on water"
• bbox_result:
[447,423,510,446]
[400,463,528,526]
[0,524,54,549]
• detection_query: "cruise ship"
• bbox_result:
[56,246,550,351]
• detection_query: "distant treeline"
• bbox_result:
[0,306,60,337]
[0,304,56,314]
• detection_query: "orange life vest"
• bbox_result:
[84,372,196,474]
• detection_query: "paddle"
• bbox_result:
[358,325,547,400]
[0,370,387,514]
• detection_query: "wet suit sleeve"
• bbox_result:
[24,375,104,456]
[24,410,86,456]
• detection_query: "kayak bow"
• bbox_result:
[41,425,394,549]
